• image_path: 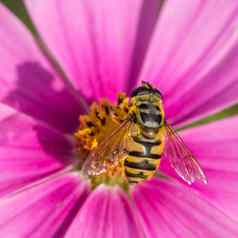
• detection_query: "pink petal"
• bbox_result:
[0,172,89,237]
[25,0,144,101]
[132,177,238,238]
[139,0,238,125]
[128,1,163,90]
[0,104,75,197]
[160,116,238,221]
[66,185,144,238]
[0,4,83,133]
[182,117,238,221]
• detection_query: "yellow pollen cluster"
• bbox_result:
[74,93,132,189]
[74,93,130,152]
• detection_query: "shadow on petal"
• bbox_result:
[2,61,86,133]
[0,102,78,197]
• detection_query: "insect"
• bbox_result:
[78,82,207,185]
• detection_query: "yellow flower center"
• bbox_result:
[74,93,131,189]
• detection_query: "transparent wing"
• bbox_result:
[82,117,132,177]
[165,123,207,185]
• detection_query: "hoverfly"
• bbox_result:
[78,82,207,185]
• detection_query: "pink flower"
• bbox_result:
[0,0,238,237]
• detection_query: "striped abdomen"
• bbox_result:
[124,129,165,184]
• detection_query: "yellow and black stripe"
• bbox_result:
[124,135,162,184]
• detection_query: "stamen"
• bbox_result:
[74,93,131,188]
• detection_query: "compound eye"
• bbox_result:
[131,87,151,97]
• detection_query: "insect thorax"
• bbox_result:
[131,92,165,130]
